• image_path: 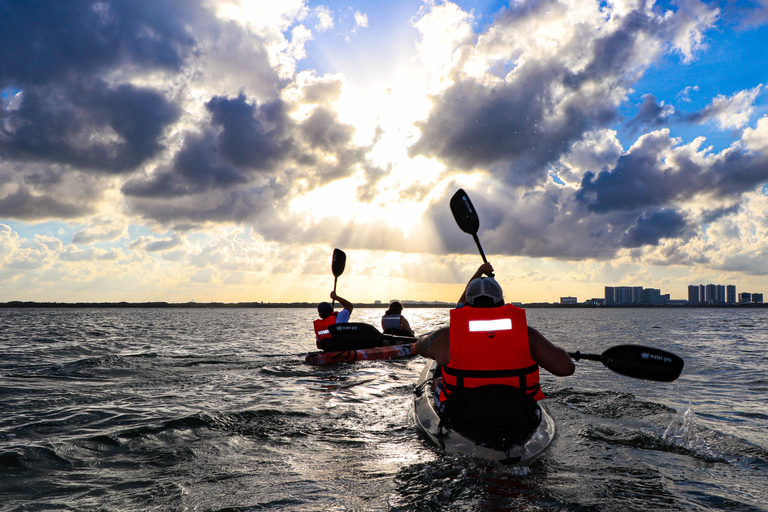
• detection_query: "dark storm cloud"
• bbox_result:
[0,187,93,219]
[122,93,300,199]
[576,132,693,213]
[709,146,768,196]
[408,5,674,186]
[408,66,613,186]
[0,163,105,219]
[122,91,362,209]
[620,208,688,248]
[577,130,768,214]
[0,80,179,172]
[207,94,297,170]
[121,130,247,198]
[700,203,741,223]
[299,107,355,153]
[629,94,676,130]
[424,184,693,261]
[0,0,199,87]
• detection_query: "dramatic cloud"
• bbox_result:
[409,0,719,187]
[1,0,768,303]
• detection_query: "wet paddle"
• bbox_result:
[450,189,493,275]
[569,344,684,382]
[331,248,346,308]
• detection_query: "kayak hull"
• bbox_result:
[413,360,556,465]
[306,342,416,365]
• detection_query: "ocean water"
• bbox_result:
[1,306,767,511]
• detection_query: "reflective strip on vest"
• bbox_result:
[468,318,513,332]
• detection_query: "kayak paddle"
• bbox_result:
[331,248,346,308]
[450,189,493,276]
[569,344,684,382]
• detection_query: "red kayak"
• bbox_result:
[305,322,417,365]
[305,342,416,365]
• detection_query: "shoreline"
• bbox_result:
[1,301,765,309]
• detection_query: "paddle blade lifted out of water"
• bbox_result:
[332,248,346,278]
[570,344,684,382]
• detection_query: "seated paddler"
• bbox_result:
[381,301,415,337]
[314,291,354,349]
[415,262,574,441]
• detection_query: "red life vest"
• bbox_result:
[439,304,545,402]
[313,312,338,341]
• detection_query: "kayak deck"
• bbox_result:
[413,360,556,465]
[305,342,416,365]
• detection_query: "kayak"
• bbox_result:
[305,342,416,365]
[412,360,556,465]
[306,322,418,365]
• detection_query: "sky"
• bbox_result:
[1,0,768,305]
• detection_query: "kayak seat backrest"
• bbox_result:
[442,384,541,450]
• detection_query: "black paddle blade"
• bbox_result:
[450,189,480,235]
[600,344,684,382]
[332,248,346,278]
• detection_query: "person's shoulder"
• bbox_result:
[336,309,351,323]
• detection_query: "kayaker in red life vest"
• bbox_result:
[313,291,354,345]
[415,262,574,412]
[381,301,415,337]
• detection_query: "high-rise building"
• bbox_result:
[727,285,736,304]
[753,293,764,304]
[705,284,717,305]
[699,284,705,304]
[604,286,615,305]
[616,286,634,305]
[716,285,725,304]
[632,287,644,304]
[688,285,700,303]
[739,292,752,303]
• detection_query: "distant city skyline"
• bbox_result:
[592,283,765,306]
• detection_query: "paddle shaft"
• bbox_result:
[568,351,601,361]
[472,234,488,264]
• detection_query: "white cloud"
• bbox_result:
[742,116,768,152]
[354,11,368,28]
[314,5,334,32]
[700,85,763,130]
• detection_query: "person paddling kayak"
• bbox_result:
[415,262,574,442]
[313,292,354,348]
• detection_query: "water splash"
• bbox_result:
[662,407,719,461]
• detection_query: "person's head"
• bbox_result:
[386,301,403,315]
[317,301,333,319]
[465,277,504,307]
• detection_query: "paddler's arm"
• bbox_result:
[330,291,353,315]
[415,327,450,366]
[401,315,415,337]
[528,326,575,376]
